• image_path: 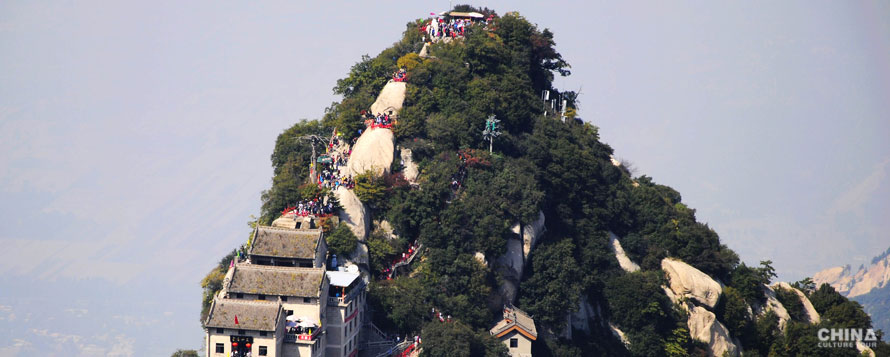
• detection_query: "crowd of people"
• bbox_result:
[317,156,353,190]
[363,110,395,129]
[421,14,496,42]
[316,134,355,190]
[281,198,335,218]
[382,241,421,279]
[286,324,316,336]
[423,17,470,40]
[393,68,407,82]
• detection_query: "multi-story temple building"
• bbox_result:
[203,224,366,357]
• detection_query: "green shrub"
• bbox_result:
[353,171,387,207]
[327,224,358,257]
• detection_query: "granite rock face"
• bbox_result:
[347,128,394,178]
[662,258,723,309]
[687,306,740,357]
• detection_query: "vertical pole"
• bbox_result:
[310,142,317,183]
[541,90,546,116]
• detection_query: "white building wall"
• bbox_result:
[324,291,364,357]
[206,329,280,357]
[499,330,533,357]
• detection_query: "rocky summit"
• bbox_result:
[199,6,890,357]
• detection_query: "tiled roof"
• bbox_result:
[249,226,321,259]
[226,264,325,297]
[490,305,537,340]
[204,299,281,332]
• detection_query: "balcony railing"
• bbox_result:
[285,329,321,343]
[328,280,366,306]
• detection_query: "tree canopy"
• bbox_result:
[200,7,888,356]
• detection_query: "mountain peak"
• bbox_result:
[814,247,890,298]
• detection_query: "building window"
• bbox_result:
[260,331,267,337]
[281,296,288,302]
[236,293,243,299]
[304,297,311,303]
[258,294,265,300]
[259,346,268,356]
[510,338,518,348]
[215,343,224,353]
[216,328,224,334]
[238,330,245,335]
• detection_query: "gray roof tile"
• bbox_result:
[227,264,325,297]
[204,299,281,332]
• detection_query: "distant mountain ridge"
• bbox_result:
[814,246,890,335]
[814,247,890,298]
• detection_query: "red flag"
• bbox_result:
[234,315,239,324]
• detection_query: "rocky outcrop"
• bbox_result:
[495,236,524,305]
[567,295,599,334]
[495,212,545,304]
[609,323,630,347]
[756,284,791,330]
[773,282,821,324]
[496,237,524,279]
[335,186,370,241]
[662,258,723,309]
[856,340,876,357]
[474,252,487,267]
[370,81,407,116]
[347,128,394,177]
[660,259,739,356]
[814,249,890,298]
[662,285,687,311]
[521,211,545,260]
[419,42,430,58]
[350,241,369,266]
[497,280,518,307]
[609,232,640,273]
[373,220,398,240]
[400,148,419,183]
[687,306,740,357]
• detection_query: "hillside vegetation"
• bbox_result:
[202,6,889,357]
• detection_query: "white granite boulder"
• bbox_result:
[400,148,419,183]
[662,258,723,309]
[610,232,640,273]
[521,211,546,260]
[347,128,394,177]
[756,284,791,331]
[773,282,821,324]
[335,186,370,241]
[370,81,406,116]
[688,306,740,357]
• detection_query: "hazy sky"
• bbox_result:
[1,1,888,355]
